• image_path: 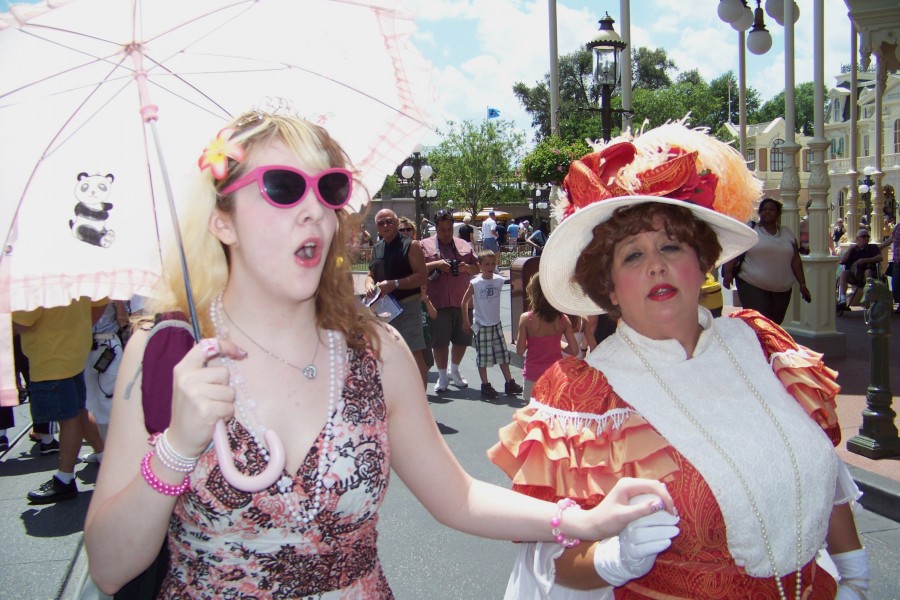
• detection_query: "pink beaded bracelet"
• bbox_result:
[550,498,581,548]
[141,450,190,497]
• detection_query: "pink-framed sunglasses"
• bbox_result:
[221,164,353,209]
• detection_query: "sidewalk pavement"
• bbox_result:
[1,269,898,598]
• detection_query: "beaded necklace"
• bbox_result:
[211,293,340,524]
[617,328,803,600]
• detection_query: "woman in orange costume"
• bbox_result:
[489,122,868,599]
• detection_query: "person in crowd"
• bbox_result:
[13,297,108,503]
[490,122,866,599]
[460,250,523,399]
[357,222,372,246]
[83,110,673,598]
[398,216,415,238]
[496,218,508,251]
[837,228,884,309]
[80,300,129,464]
[882,219,900,313]
[516,275,579,401]
[420,284,437,372]
[0,334,56,453]
[507,220,520,249]
[458,214,474,246]
[722,197,810,324]
[482,210,500,253]
[832,218,845,249]
[421,208,480,393]
[365,209,428,384]
[521,219,533,241]
[527,225,547,256]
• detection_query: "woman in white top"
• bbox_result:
[722,197,810,324]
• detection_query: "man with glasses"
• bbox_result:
[366,209,429,384]
[421,209,479,393]
[837,228,883,308]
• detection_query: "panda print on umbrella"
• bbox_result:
[69,172,116,248]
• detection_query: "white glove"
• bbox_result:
[592,493,680,587]
[832,548,869,599]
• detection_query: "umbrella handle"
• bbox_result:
[212,420,286,492]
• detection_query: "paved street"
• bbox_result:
[1,276,899,598]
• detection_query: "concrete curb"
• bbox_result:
[849,465,900,522]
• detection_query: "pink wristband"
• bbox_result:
[550,498,581,548]
[141,450,190,497]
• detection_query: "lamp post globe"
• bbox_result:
[400,147,434,233]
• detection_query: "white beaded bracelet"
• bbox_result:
[151,430,201,473]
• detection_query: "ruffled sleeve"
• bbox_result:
[487,357,678,508]
[728,309,841,446]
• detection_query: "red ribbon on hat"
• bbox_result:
[562,143,718,220]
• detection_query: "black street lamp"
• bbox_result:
[857,165,876,224]
[586,13,627,143]
[400,146,436,235]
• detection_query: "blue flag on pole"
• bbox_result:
[487,107,501,119]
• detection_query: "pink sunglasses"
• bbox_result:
[221,164,353,209]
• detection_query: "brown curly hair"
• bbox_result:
[572,203,721,319]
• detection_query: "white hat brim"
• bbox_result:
[539,196,760,316]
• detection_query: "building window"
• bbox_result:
[863,134,869,157]
[746,148,756,170]
[894,119,900,153]
[771,146,784,172]
[833,99,841,122]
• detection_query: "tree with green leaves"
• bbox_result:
[708,71,762,127]
[519,136,592,185]
[513,49,600,143]
[754,82,821,135]
[632,47,676,90]
[427,119,525,218]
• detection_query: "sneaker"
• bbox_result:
[0,435,8,452]
[39,439,60,455]
[434,374,450,393]
[504,379,523,395]
[27,476,77,504]
[80,452,102,464]
[480,383,499,400]
[448,371,468,388]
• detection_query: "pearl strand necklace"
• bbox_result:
[211,294,341,525]
[617,328,803,600]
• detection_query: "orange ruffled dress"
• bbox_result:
[489,310,843,599]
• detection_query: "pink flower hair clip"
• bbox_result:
[198,127,246,180]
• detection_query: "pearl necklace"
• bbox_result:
[211,294,341,525]
[221,301,320,379]
[617,328,803,600]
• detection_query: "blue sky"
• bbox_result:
[408,0,853,145]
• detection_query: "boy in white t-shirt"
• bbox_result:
[461,250,522,399]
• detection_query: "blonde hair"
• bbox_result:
[148,112,379,354]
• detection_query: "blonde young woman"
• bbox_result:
[84,111,675,598]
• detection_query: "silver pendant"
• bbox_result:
[303,364,317,380]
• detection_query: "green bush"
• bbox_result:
[519,136,592,185]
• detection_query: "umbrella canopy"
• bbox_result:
[0,0,433,403]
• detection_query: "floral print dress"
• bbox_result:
[158,343,393,599]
